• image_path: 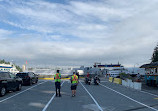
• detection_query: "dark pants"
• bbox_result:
[55,82,61,95]
[94,79,98,85]
[71,85,77,90]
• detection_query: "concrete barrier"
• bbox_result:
[121,79,142,90]
[113,78,122,84]
[109,77,113,82]
[133,82,142,90]
[127,79,132,87]
[109,78,142,90]
[122,80,127,87]
[130,82,134,88]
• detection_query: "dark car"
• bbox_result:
[0,72,23,96]
[16,72,38,85]
[34,74,38,83]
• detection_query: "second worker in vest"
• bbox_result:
[70,72,78,97]
[54,70,61,97]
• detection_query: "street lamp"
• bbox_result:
[133,63,139,74]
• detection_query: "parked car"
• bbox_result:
[16,72,38,85]
[34,74,38,83]
[0,72,23,96]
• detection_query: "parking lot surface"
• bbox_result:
[1,78,158,111]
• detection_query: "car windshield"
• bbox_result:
[10,73,15,78]
[16,73,28,77]
[0,72,9,78]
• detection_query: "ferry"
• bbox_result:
[0,64,19,74]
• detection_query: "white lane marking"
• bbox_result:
[42,81,65,111]
[0,81,47,103]
[103,79,158,98]
[79,80,84,82]
[100,81,108,82]
[140,90,158,98]
[80,81,103,111]
[99,83,158,111]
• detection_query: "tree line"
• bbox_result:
[151,43,158,63]
[0,59,10,64]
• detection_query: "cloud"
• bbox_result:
[0,29,14,40]
[0,0,158,67]
[0,29,13,35]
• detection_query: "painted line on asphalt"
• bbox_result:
[99,83,158,111]
[80,81,103,111]
[79,80,84,82]
[0,81,47,103]
[140,90,158,98]
[103,79,158,98]
[51,80,67,82]
[102,78,158,98]
[42,81,65,111]
[100,81,108,82]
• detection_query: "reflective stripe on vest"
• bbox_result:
[55,73,60,79]
[55,73,61,82]
[72,75,78,81]
[72,75,78,84]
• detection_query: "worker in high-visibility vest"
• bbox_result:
[70,72,78,97]
[54,70,61,97]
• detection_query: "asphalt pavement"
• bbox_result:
[0,78,158,111]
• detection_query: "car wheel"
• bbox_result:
[0,87,6,96]
[17,83,22,91]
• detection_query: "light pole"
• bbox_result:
[133,63,139,74]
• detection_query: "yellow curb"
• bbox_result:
[39,78,71,80]
[39,78,54,80]
[154,98,158,99]
[39,77,84,80]
[79,77,84,79]
[62,78,70,80]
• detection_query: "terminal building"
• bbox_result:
[140,62,158,74]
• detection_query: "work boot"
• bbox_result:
[56,94,58,97]
[59,94,61,97]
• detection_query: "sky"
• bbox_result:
[0,0,158,67]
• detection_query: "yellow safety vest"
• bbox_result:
[72,75,78,84]
[54,73,61,82]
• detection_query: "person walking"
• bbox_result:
[70,72,78,97]
[86,72,90,78]
[54,70,61,97]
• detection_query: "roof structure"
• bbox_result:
[140,62,158,68]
